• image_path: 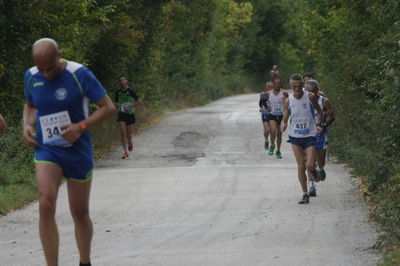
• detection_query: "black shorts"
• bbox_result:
[117,111,136,125]
[269,114,283,125]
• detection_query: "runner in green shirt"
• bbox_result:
[115,75,141,159]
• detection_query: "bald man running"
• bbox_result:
[23,38,115,266]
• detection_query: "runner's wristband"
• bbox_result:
[78,122,88,133]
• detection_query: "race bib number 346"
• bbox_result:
[39,111,72,147]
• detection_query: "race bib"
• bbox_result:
[293,118,310,135]
[271,103,283,115]
[39,111,72,147]
[120,103,133,113]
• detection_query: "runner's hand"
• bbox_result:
[60,123,82,143]
[23,125,39,148]
[134,100,143,112]
[317,125,323,134]
[281,122,287,132]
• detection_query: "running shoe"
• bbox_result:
[276,150,282,159]
[319,168,326,181]
[298,194,310,204]
[264,141,269,150]
[121,152,129,159]
[128,141,134,151]
[309,186,317,197]
[268,145,275,155]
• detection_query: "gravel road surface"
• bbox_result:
[0,94,380,265]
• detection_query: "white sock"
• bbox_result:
[122,144,128,153]
[309,180,315,187]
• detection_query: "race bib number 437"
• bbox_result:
[39,111,72,147]
[293,118,310,135]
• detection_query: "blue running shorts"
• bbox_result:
[35,146,93,182]
[288,136,316,150]
[316,132,328,151]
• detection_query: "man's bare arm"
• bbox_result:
[22,102,39,147]
[281,98,290,132]
[0,113,6,133]
[323,97,335,128]
[60,94,116,143]
[309,93,323,133]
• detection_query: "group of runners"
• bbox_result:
[3,38,335,265]
[260,66,335,204]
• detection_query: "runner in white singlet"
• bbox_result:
[266,78,288,159]
[259,81,273,150]
[281,74,323,204]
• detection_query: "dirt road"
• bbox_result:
[0,94,380,265]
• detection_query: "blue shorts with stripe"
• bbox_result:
[35,145,93,182]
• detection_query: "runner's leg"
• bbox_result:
[119,121,128,153]
[291,144,307,193]
[317,149,326,169]
[126,124,133,144]
[36,163,63,266]
[67,179,93,265]
[269,120,277,147]
[316,148,327,180]
[306,145,317,181]
[263,122,270,147]
[276,125,282,152]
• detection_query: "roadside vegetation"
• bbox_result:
[287,1,400,264]
[1,0,399,263]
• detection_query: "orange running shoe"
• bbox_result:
[121,152,129,159]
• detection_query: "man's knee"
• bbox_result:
[39,196,57,217]
[70,207,90,222]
